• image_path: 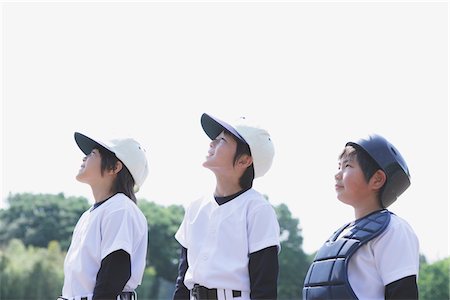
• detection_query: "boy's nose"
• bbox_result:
[334,171,341,180]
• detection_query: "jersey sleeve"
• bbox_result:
[247,204,281,254]
[175,198,205,249]
[373,217,420,285]
[175,205,190,249]
[100,208,137,259]
[249,245,279,299]
[385,275,418,299]
[93,249,131,299]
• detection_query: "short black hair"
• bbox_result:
[97,146,137,203]
[224,130,254,189]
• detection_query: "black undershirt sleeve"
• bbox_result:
[93,249,131,300]
[385,275,418,300]
[248,245,279,300]
[173,246,190,300]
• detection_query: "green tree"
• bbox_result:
[0,239,65,300]
[418,257,450,300]
[0,193,89,249]
[274,203,312,300]
[138,200,185,298]
[135,266,157,300]
[0,239,29,300]
[0,192,317,300]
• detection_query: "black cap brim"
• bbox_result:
[201,113,246,142]
[74,132,108,155]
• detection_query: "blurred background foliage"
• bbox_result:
[0,193,448,300]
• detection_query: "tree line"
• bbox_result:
[0,193,448,300]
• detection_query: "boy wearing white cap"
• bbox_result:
[173,113,281,300]
[58,132,150,300]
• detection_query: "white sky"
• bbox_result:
[1,1,448,263]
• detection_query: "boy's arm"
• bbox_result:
[248,245,279,300]
[385,275,418,300]
[173,246,190,300]
[93,249,131,300]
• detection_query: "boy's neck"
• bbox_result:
[214,181,243,197]
[354,203,383,220]
[91,185,115,203]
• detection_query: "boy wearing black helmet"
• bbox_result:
[303,134,419,300]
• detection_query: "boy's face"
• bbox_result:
[335,153,374,207]
[202,131,238,174]
[76,148,103,184]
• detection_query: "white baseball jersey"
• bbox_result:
[175,188,281,292]
[348,214,420,299]
[62,193,148,299]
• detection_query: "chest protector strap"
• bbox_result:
[303,209,391,300]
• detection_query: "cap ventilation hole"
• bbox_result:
[390,147,397,156]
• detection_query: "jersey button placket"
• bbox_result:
[200,209,219,262]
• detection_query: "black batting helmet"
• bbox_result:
[346,134,411,208]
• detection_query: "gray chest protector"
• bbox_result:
[303,209,391,300]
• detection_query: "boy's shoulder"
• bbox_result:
[101,193,145,217]
[239,189,277,217]
[386,213,416,233]
[371,212,419,248]
[240,188,263,200]
[108,193,134,208]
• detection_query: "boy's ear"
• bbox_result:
[370,170,386,190]
[109,161,123,174]
[237,154,253,169]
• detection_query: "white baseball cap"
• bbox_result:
[201,113,275,178]
[74,132,149,191]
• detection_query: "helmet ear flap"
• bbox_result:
[347,134,411,207]
[380,165,411,207]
